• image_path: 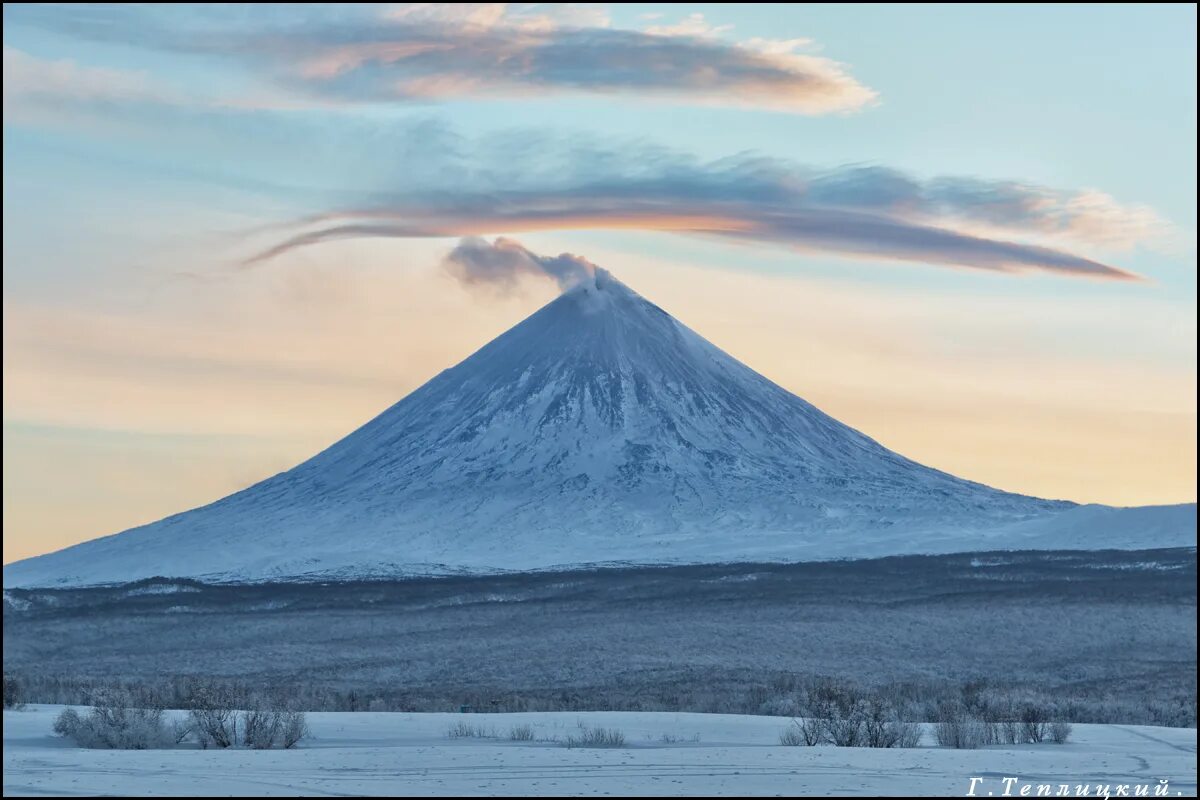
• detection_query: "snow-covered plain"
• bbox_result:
[3,706,1196,797]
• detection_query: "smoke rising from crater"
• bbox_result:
[442,236,597,294]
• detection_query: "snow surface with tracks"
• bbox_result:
[3,707,1196,797]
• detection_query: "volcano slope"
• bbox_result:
[4,270,1192,588]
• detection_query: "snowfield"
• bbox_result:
[3,707,1196,797]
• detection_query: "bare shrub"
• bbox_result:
[3,674,23,709]
[934,701,986,749]
[861,697,922,748]
[801,715,827,745]
[185,682,238,749]
[784,682,922,748]
[279,710,310,749]
[242,705,284,750]
[240,692,309,749]
[508,723,535,741]
[929,696,1062,749]
[779,722,809,746]
[973,692,1019,745]
[780,716,824,746]
[934,717,985,749]
[171,718,193,745]
[447,720,497,739]
[826,712,864,746]
[1048,720,1072,744]
[1020,704,1048,743]
[807,681,865,747]
[563,725,625,748]
[994,718,1020,745]
[889,719,923,748]
[190,705,237,749]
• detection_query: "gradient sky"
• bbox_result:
[3,3,1196,564]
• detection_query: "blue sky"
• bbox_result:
[3,3,1195,562]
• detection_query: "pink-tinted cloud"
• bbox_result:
[7,4,876,114]
[242,155,1153,281]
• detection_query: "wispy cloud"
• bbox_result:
[0,10,1165,283]
[0,52,1154,282]
[5,3,876,114]
[242,143,1159,281]
[2,46,179,120]
[643,12,734,38]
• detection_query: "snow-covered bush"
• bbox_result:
[53,690,171,749]
[51,684,309,751]
[52,707,81,736]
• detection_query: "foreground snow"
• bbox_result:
[4,707,1196,797]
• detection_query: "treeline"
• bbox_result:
[4,671,1195,728]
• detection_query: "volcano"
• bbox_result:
[4,270,1194,587]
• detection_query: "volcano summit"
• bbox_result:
[5,270,1194,587]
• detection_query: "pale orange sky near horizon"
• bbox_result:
[3,235,1195,565]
